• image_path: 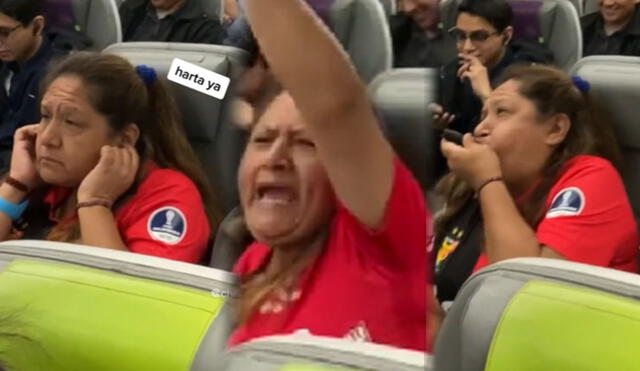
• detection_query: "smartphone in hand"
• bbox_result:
[442,129,464,145]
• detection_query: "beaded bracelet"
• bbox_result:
[5,176,29,193]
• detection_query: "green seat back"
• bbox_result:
[279,364,359,371]
[485,281,640,371]
[0,259,226,371]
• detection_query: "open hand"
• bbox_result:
[77,145,140,205]
[440,133,502,190]
[457,54,491,102]
[429,103,455,129]
[9,124,42,190]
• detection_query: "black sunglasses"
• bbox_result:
[448,27,501,43]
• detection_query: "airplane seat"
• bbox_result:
[209,207,253,271]
[378,0,396,16]
[103,43,251,215]
[329,0,393,83]
[210,333,430,371]
[369,68,440,191]
[584,0,599,15]
[0,240,238,371]
[566,0,584,14]
[572,56,640,271]
[71,0,122,50]
[434,258,640,371]
[440,0,582,71]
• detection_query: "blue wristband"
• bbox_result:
[0,196,29,221]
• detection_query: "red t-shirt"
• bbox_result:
[474,155,638,272]
[229,158,429,351]
[43,163,210,263]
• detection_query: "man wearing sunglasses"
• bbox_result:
[430,0,552,139]
[0,0,56,173]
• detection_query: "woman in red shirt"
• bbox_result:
[0,53,219,263]
[434,65,638,307]
[229,0,429,351]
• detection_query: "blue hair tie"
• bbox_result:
[136,65,157,86]
[571,75,590,94]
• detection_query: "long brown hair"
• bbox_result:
[435,65,621,236]
[39,52,221,242]
[232,65,329,324]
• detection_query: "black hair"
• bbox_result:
[457,0,513,32]
[0,0,44,26]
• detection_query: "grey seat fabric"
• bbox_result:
[571,56,640,234]
[209,207,253,271]
[434,257,640,371]
[379,0,396,16]
[584,0,598,15]
[440,0,582,71]
[103,43,250,214]
[72,0,122,50]
[369,68,440,191]
[567,0,583,14]
[0,240,238,365]
[211,334,430,371]
[330,0,393,83]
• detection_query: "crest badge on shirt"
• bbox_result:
[546,187,585,218]
[147,207,187,245]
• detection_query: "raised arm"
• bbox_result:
[244,0,394,228]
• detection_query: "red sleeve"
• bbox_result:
[116,171,211,263]
[536,157,638,267]
[337,157,430,269]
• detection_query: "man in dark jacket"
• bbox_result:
[432,0,553,135]
[120,0,225,44]
[0,0,58,173]
[390,0,456,68]
[582,0,640,57]
[430,0,553,176]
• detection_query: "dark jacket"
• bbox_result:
[389,14,456,68]
[119,0,225,44]
[582,5,640,57]
[0,39,59,174]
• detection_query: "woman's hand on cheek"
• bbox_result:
[440,133,502,190]
[77,145,140,205]
[9,124,42,190]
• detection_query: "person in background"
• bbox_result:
[582,0,640,56]
[431,0,553,135]
[0,53,220,264]
[434,65,637,315]
[390,0,456,68]
[0,0,58,174]
[224,0,333,56]
[229,0,429,351]
[223,0,240,24]
[429,0,552,177]
[119,0,225,44]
